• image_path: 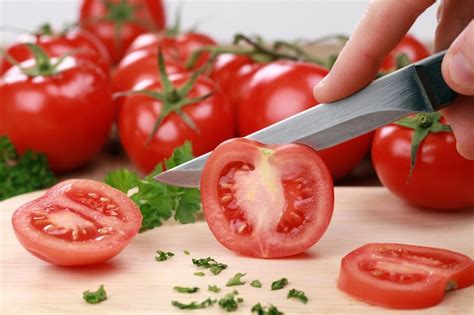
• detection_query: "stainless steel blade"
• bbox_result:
[154,52,455,187]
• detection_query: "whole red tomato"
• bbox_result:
[0,47,115,172]
[238,61,373,180]
[210,53,264,112]
[119,73,236,173]
[126,31,217,69]
[380,34,430,72]
[79,0,165,63]
[372,113,474,210]
[0,26,110,75]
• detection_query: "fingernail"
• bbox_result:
[313,76,328,100]
[449,51,474,87]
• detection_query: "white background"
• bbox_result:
[0,0,438,44]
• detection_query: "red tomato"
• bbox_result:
[210,53,264,112]
[0,27,110,75]
[238,61,373,180]
[380,34,430,72]
[12,179,142,266]
[200,138,334,258]
[79,0,165,63]
[338,243,474,309]
[119,74,236,173]
[372,115,474,209]
[143,0,166,29]
[126,31,217,69]
[0,57,115,172]
[112,49,186,111]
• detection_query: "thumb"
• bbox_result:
[441,20,474,95]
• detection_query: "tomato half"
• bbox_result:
[238,61,373,180]
[12,179,142,266]
[372,115,474,210]
[200,138,334,258]
[380,34,430,72]
[338,243,474,309]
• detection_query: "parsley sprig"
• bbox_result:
[83,285,107,304]
[287,288,308,304]
[271,278,288,290]
[105,142,201,232]
[218,290,243,312]
[192,257,228,275]
[251,303,284,315]
[155,250,174,261]
[226,273,246,286]
[172,297,216,310]
[174,286,199,293]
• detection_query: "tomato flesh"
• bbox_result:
[201,138,334,258]
[338,243,474,309]
[12,179,142,266]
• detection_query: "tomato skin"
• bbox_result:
[201,138,334,258]
[79,0,164,63]
[0,58,115,172]
[380,34,430,72]
[238,61,373,180]
[119,74,236,173]
[12,179,142,266]
[338,243,474,309]
[372,122,474,210]
[126,31,217,69]
[144,0,166,29]
[0,28,111,75]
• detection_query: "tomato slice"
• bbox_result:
[12,179,142,266]
[200,138,334,258]
[338,243,474,309]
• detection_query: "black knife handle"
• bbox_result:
[413,51,457,112]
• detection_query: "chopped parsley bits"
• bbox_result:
[208,285,221,293]
[194,271,205,277]
[226,273,246,286]
[171,298,216,310]
[184,250,190,255]
[192,257,228,275]
[218,290,243,312]
[271,278,288,290]
[251,303,284,315]
[287,288,308,304]
[155,250,174,261]
[250,280,262,288]
[83,285,107,304]
[173,286,199,293]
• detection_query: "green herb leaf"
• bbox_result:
[184,250,190,255]
[218,290,242,312]
[104,142,201,232]
[251,303,284,315]
[194,271,205,277]
[174,286,199,293]
[155,250,174,261]
[171,298,216,310]
[0,136,56,201]
[250,280,262,288]
[192,257,228,275]
[226,273,246,286]
[287,288,308,304]
[83,285,107,304]
[271,278,288,290]
[208,285,221,293]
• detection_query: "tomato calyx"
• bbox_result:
[395,53,412,69]
[394,112,452,175]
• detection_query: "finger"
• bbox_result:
[435,0,474,51]
[441,21,474,95]
[442,95,474,160]
[313,0,435,103]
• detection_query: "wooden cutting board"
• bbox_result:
[1,187,473,315]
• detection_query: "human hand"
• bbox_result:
[313,0,474,159]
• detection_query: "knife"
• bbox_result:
[154,51,456,188]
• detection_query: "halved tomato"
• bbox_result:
[200,138,334,258]
[12,179,142,266]
[338,243,474,309]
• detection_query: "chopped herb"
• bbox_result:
[218,290,243,312]
[192,257,228,275]
[171,298,216,310]
[226,273,246,286]
[155,250,174,261]
[0,136,56,201]
[105,142,201,232]
[83,285,107,304]
[184,250,190,255]
[237,297,244,303]
[271,278,288,290]
[287,289,308,304]
[250,280,262,288]
[194,271,205,277]
[251,303,284,315]
[174,286,199,293]
[208,285,221,293]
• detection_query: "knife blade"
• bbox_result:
[154,51,456,187]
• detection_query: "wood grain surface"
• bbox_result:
[1,187,473,315]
